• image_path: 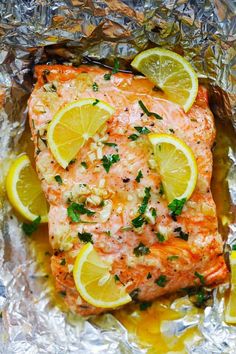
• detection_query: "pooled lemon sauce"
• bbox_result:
[16,116,235,352]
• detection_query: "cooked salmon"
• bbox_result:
[28,64,228,316]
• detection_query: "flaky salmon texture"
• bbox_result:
[28,64,228,316]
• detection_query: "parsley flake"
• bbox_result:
[104,73,111,80]
[167,255,179,261]
[232,244,236,251]
[78,232,93,243]
[60,258,66,265]
[194,271,205,285]
[92,99,99,106]
[67,202,95,223]
[155,275,168,287]
[133,242,150,257]
[103,142,118,150]
[135,170,143,183]
[147,272,152,279]
[131,215,146,228]
[138,100,163,120]
[22,216,41,236]
[101,154,120,173]
[92,82,99,91]
[134,126,151,135]
[140,301,152,311]
[112,58,120,74]
[54,175,63,185]
[174,227,189,241]
[128,134,139,141]
[139,187,151,214]
[159,183,164,196]
[168,198,186,218]
[156,232,165,242]
[81,161,88,169]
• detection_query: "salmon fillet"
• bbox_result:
[28,64,228,316]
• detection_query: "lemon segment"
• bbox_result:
[148,133,198,202]
[47,98,115,168]
[6,154,48,222]
[131,48,198,112]
[225,251,236,323]
[73,243,132,308]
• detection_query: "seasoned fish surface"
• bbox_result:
[28,65,228,316]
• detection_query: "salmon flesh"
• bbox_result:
[28,65,228,316]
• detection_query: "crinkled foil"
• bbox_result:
[0,1,236,353]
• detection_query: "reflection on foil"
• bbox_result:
[0,0,235,353]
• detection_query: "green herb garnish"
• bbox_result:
[133,242,150,257]
[92,82,99,91]
[78,232,93,243]
[101,154,120,173]
[112,58,120,74]
[232,245,236,250]
[134,126,151,135]
[22,216,41,236]
[128,134,139,141]
[168,198,186,218]
[138,100,163,120]
[156,232,165,242]
[147,272,152,279]
[169,128,175,133]
[194,271,205,285]
[159,183,164,196]
[135,170,143,183]
[139,187,151,214]
[67,202,95,222]
[140,301,152,311]
[81,161,88,169]
[167,255,179,261]
[54,175,63,185]
[103,142,118,150]
[155,275,168,287]
[93,99,100,106]
[174,227,189,241]
[104,73,111,80]
[131,215,146,228]
[60,258,66,265]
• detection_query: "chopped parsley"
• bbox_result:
[138,187,151,214]
[81,161,88,169]
[134,126,151,135]
[169,128,175,133]
[22,216,41,236]
[103,142,118,150]
[128,134,139,141]
[131,215,146,228]
[129,288,140,300]
[68,158,76,165]
[194,271,205,285]
[138,100,163,120]
[135,170,143,183]
[114,274,120,282]
[67,202,95,223]
[159,183,164,196]
[101,154,120,173]
[232,244,236,250]
[147,272,152,279]
[78,232,93,243]
[104,73,111,80]
[59,291,66,297]
[105,230,111,236]
[92,99,99,106]
[140,301,152,311]
[54,175,63,185]
[112,58,120,74]
[167,255,179,261]
[133,242,150,257]
[174,227,189,241]
[150,208,157,218]
[155,275,168,287]
[168,198,186,218]
[156,232,165,242]
[60,258,66,265]
[92,82,99,91]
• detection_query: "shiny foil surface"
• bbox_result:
[0,1,235,353]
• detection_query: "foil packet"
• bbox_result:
[0,1,236,353]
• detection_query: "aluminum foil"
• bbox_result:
[0,1,236,353]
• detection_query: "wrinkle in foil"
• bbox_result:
[0,1,235,353]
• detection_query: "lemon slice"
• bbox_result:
[6,154,48,222]
[73,243,132,308]
[148,133,198,202]
[131,48,198,112]
[47,98,115,168]
[225,250,236,323]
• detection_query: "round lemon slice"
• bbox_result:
[47,98,115,168]
[73,243,132,308]
[225,250,236,323]
[6,154,48,222]
[131,48,198,112]
[148,133,198,202]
